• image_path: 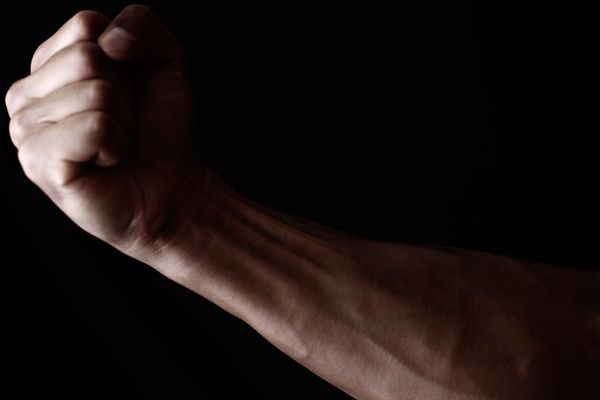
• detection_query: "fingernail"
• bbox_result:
[100,27,136,55]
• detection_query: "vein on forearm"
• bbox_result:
[147,170,600,400]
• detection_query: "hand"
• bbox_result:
[5,5,204,253]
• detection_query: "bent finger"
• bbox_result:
[18,110,128,189]
[31,10,110,73]
[7,42,129,117]
[10,79,133,148]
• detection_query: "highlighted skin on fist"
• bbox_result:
[5,5,204,252]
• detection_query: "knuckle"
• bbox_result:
[4,88,14,113]
[85,111,115,143]
[5,79,23,115]
[30,40,48,72]
[30,10,106,73]
[8,111,26,146]
[68,42,103,76]
[69,10,106,40]
[71,10,105,34]
[84,80,114,109]
[17,142,40,181]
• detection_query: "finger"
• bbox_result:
[98,4,184,67]
[31,10,110,73]
[10,79,134,148]
[18,111,128,189]
[6,42,130,117]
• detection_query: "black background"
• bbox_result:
[1,1,596,398]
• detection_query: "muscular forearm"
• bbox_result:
[131,169,600,400]
[7,8,598,398]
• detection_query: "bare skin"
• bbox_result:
[5,5,600,399]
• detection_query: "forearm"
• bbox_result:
[133,169,600,400]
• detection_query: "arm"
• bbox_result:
[140,169,600,400]
[6,6,599,400]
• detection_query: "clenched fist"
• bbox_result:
[5,5,204,253]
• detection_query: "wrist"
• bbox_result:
[119,162,215,267]
[124,166,313,330]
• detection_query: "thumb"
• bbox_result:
[98,4,183,66]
